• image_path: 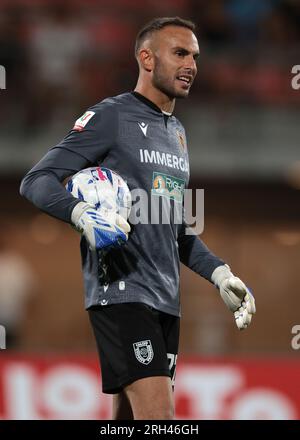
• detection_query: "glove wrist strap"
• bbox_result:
[211,264,234,288]
[71,201,90,226]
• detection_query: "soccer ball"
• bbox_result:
[66,166,131,220]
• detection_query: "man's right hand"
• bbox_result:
[71,202,131,250]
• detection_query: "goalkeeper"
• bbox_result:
[20,17,255,420]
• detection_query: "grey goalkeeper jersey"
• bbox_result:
[20,91,224,316]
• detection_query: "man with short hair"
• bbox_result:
[20,17,255,420]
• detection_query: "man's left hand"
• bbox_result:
[211,265,256,330]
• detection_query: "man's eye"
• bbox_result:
[176,51,184,57]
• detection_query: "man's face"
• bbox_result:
[151,26,199,99]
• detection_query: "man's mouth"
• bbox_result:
[176,75,192,87]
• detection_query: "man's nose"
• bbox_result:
[184,56,197,73]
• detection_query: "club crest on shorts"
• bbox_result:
[133,340,154,365]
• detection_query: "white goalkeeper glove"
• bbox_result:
[71,202,130,251]
[211,264,256,330]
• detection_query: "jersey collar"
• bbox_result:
[131,91,173,116]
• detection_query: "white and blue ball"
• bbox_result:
[66,166,131,220]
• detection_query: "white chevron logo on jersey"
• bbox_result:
[138,122,148,137]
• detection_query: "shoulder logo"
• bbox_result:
[133,340,154,365]
[138,122,148,137]
[73,111,95,131]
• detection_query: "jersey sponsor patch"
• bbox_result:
[139,148,189,173]
[133,340,154,365]
[73,111,95,131]
[152,172,185,203]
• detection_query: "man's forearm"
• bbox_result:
[178,226,225,281]
[20,170,80,223]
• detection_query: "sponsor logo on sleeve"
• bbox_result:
[73,111,95,131]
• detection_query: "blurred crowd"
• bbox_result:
[0,0,300,134]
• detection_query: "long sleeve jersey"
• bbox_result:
[20,91,224,316]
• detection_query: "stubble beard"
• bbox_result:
[152,59,189,99]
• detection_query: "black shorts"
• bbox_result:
[88,302,180,394]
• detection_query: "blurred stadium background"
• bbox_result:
[0,0,300,419]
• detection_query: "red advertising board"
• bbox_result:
[0,355,299,420]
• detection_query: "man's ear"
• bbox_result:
[138,48,154,72]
